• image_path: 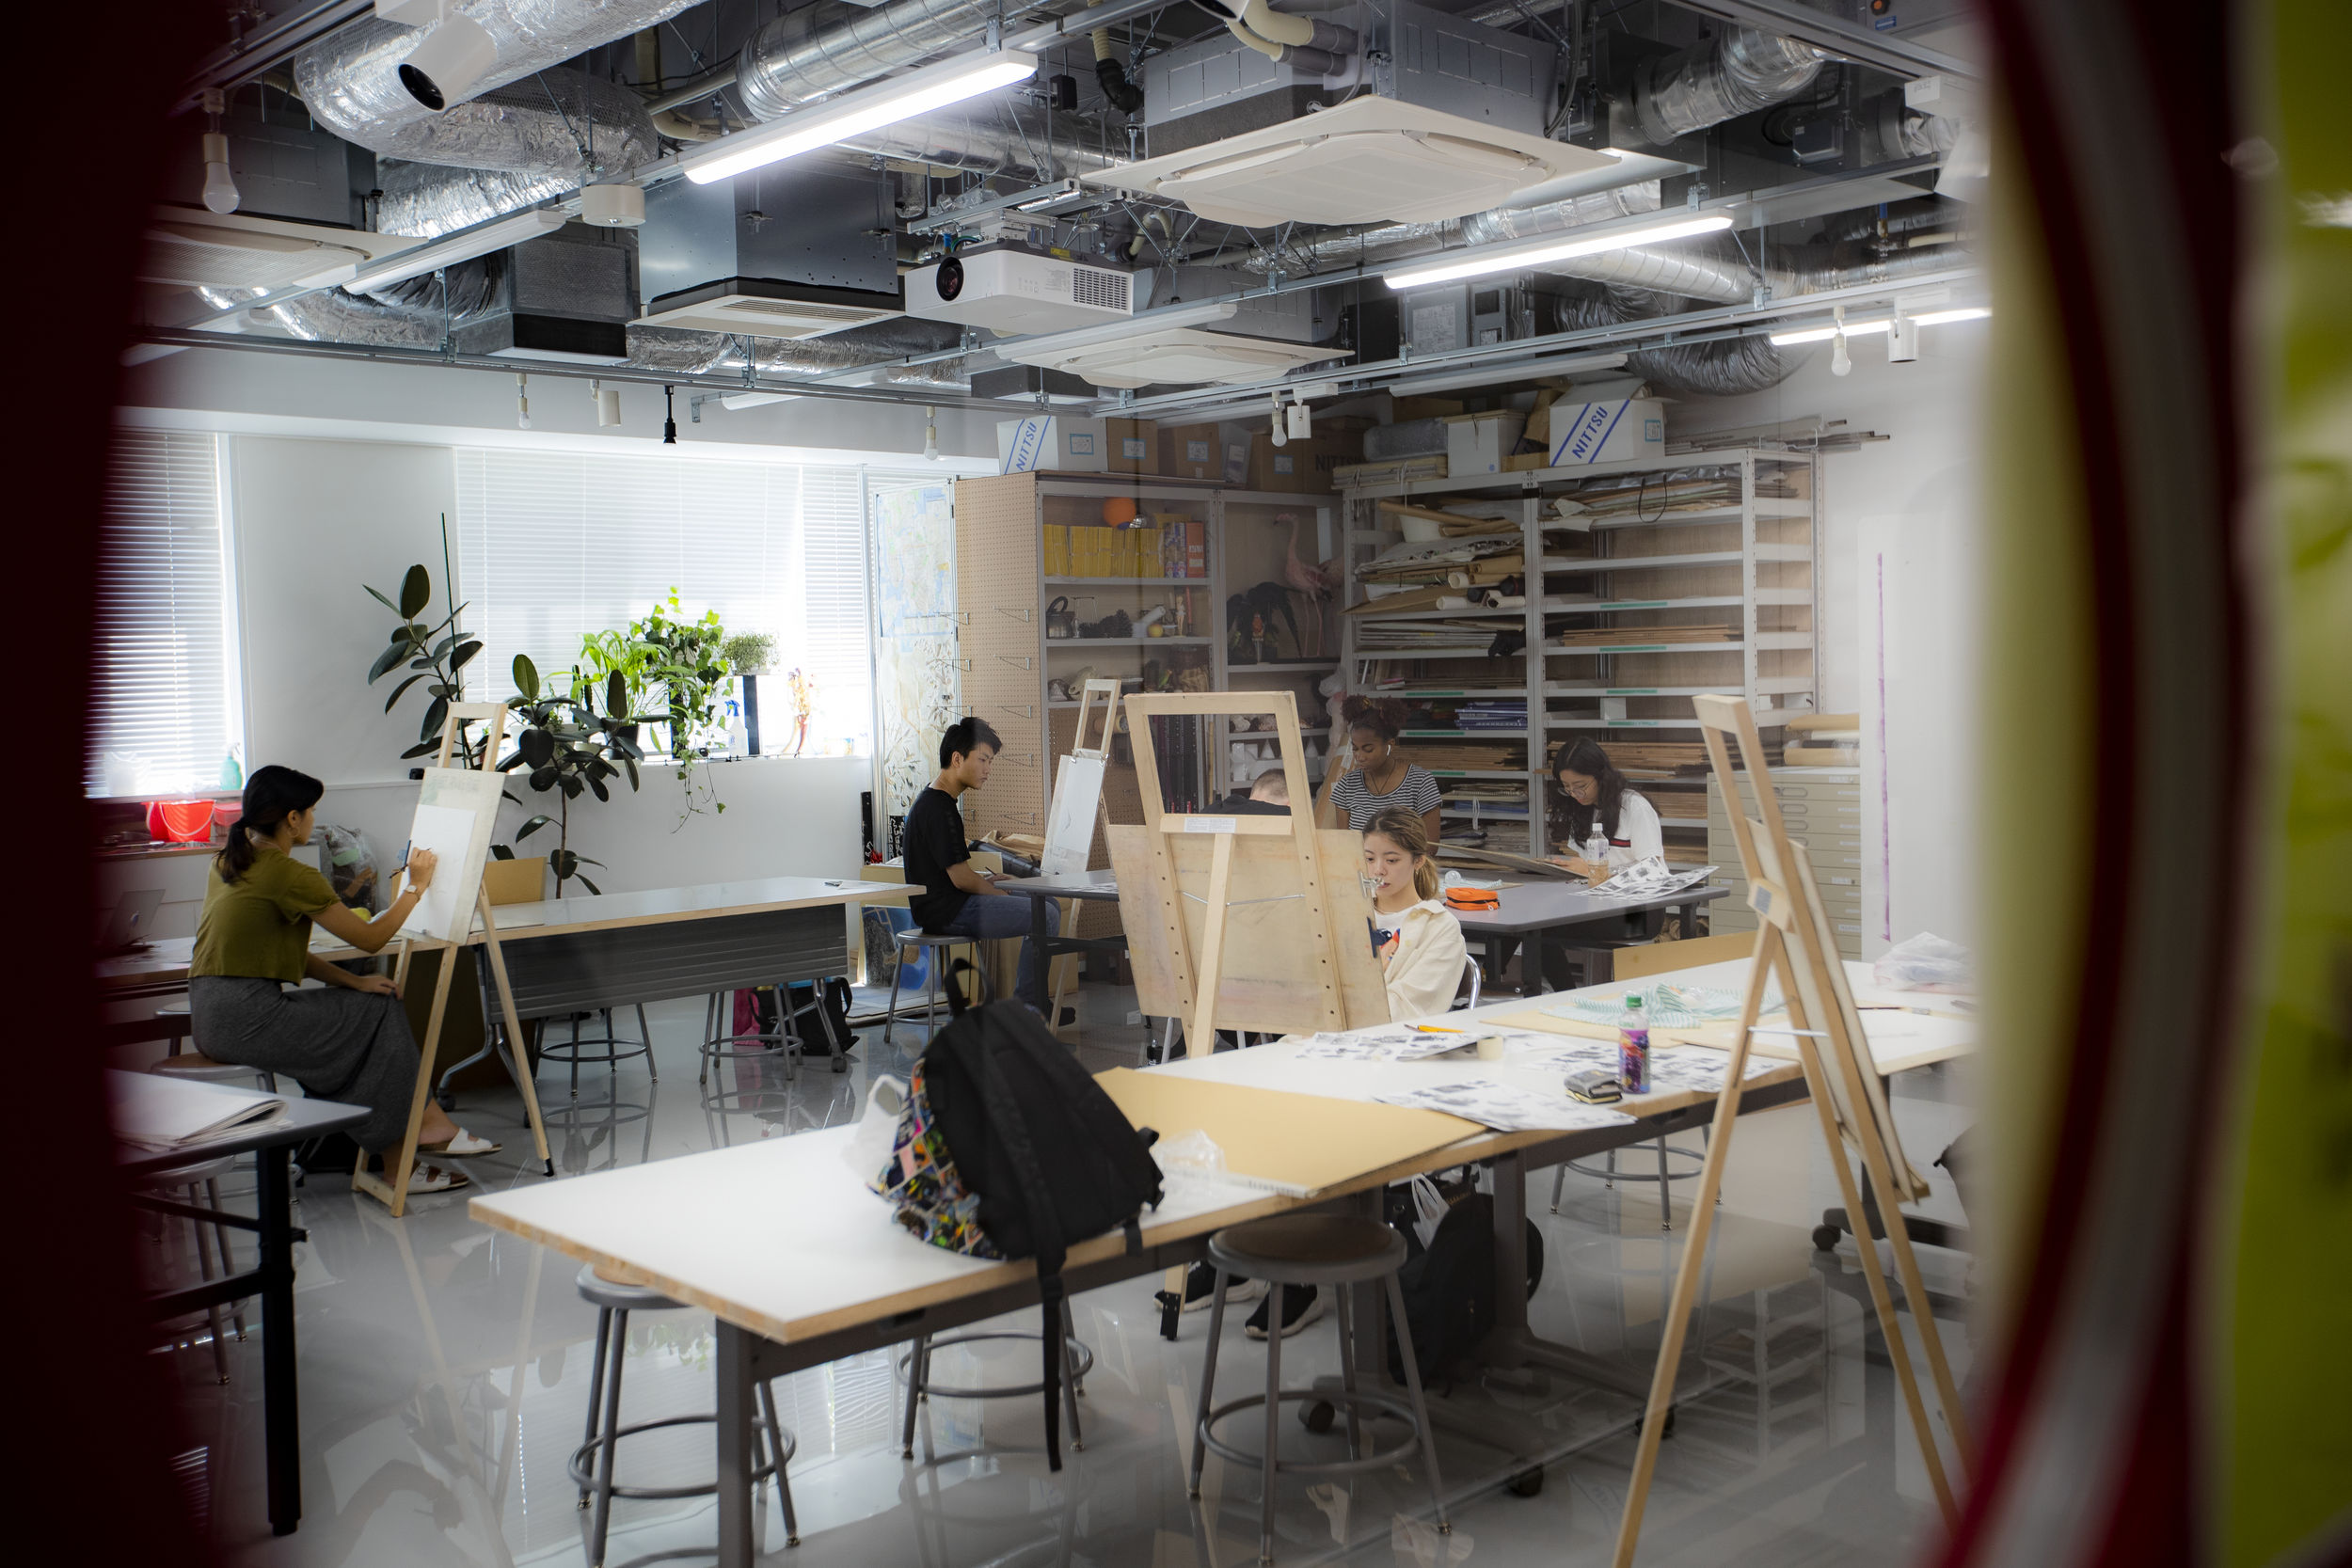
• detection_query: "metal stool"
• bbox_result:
[882,934,983,1050]
[541,1006,658,1099]
[1187,1213,1449,1565]
[898,1299,1093,1459]
[1549,1132,1707,1231]
[145,1155,246,1383]
[570,1266,801,1564]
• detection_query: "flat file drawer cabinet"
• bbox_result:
[1707,767,1863,959]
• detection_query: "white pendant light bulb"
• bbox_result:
[199,88,238,214]
[923,406,940,462]
[1829,306,1852,377]
[1267,390,1289,447]
[515,372,532,429]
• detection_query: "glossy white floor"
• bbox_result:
[140,988,1977,1568]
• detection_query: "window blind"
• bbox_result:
[454,449,876,753]
[89,431,234,797]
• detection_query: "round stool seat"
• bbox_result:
[1207,1214,1406,1288]
[896,932,974,953]
[150,1053,252,1084]
[576,1262,684,1313]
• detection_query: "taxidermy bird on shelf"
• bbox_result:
[1227,580,1297,664]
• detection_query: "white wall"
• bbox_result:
[1677,324,1988,954]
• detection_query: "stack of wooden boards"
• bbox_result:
[1784,711,1861,765]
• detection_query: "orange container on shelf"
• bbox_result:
[1100,496,1138,526]
[148,799,218,844]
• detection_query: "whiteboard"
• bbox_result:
[1043,754,1105,875]
[406,767,503,942]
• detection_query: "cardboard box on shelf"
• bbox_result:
[1160,420,1254,483]
[1547,398,1666,467]
[1443,410,1528,477]
[1248,434,1347,493]
[999,415,1106,474]
[1391,395,1467,421]
[1104,417,1158,475]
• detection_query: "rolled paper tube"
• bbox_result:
[1446,570,1471,589]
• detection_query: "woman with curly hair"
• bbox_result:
[1315,695,1442,842]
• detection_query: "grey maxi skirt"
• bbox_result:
[188,976,423,1151]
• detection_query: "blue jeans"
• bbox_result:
[935,895,1061,1011]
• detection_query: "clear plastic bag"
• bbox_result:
[1872,931,1976,993]
[846,1074,909,1186]
[316,824,383,911]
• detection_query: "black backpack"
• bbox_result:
[1384,1189,1544,1387]
[918,963,1165,1468]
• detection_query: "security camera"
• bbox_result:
[388,2,499,113]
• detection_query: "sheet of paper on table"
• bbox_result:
[1545,982,1755,1029]
[1294,1026,1486,1062]
[1587,858,1717,898]
[1501,1033,1780,1092]
[1373,1078,1636,1132]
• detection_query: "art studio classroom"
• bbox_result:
[47,3,2351,1568]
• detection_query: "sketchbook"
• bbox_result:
[110,1070,289,1151]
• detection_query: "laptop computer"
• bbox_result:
[97,888,165,956]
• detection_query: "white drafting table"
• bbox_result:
[469,956,1973,1565]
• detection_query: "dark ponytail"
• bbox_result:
[216,765,326,883]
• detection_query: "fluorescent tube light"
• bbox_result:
[1768,307,1989,345]
[684,49,1038,185]
[721,391,800,410]
[345,208,568,293]
[1385,214,1736,291]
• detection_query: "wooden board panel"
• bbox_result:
[1095,1068,1476,1196]
[1106,822,1389,1033]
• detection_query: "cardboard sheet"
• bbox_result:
[1096,1068,1478,1197]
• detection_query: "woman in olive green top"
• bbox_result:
[190,765,496,1195]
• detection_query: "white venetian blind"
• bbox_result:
[89,431,235,797]
[454,449,875,752]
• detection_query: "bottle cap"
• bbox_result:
[1625,992,1643,1010]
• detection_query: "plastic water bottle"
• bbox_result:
[1619,992,1650,1095]
[1585,817,1609,880]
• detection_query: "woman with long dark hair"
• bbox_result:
[1547,737,1663,879]
[1315,696,1443,842]
[188,765,497,1194]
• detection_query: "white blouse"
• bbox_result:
[1569,789,1664,871]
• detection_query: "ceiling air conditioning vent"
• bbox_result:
[633,278,905,339]
[1082,98,1618,228]
[1003,326,1349,389]
[138,207,421,292]
[903,245,1136,336]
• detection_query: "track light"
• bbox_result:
[682,47,1037,184]
[515,372,532,429]
[923,406,940,462]
[663,385,678,444]
[1267,390,1288,447]
[379,0,501,113]
[199,88,238,214]
[1769,307,1989,345]
[589,379,622,426]
[1384,214,1736,291]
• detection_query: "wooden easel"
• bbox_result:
[1041,679,1123,1022]
[352,702,555,1217]
[1611,695,1972,1563]
[1107,690,1387,1047]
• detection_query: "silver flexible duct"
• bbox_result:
[294,0,700,153]
[838,102,1122,180]
[331,68,658,178]
[377,163,574,238]
[1773,242,1967,294]
[1247,183,1662,274]
[265,260,505,346]
[625,319,967,379]
[1544,245,1753,303]
[1564,288,1788,397]
[1633,26,1826,145]
[736,0,1003,120]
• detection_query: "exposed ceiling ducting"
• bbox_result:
[734,0,1003,120]
[1632,26,1828,146]
[293,0,701,154]
[327,66,658,178]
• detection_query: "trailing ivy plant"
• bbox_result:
[364,563,487,766]
[495,655,643,895]
[628,588,730,825]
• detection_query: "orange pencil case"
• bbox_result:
[1443,886,1501,911]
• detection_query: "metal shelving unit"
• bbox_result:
[1340,445,1820,864]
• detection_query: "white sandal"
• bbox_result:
[422,1129,502,1158]
[405,1163,469,1195]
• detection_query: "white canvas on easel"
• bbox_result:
[406,767,501,941]
[1042,679,1122,876]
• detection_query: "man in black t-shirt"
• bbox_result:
[902,718,1059,1011]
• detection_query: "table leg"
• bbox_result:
[1677,898,1700,939]
[258,1144,301,1534]
[718,1323,758,1568]
[1531,930,1551,996]
[1486,1151,1653,1399]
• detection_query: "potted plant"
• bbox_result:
[633,589,730,759]
[363,560,488,767]
[496,655,644,895]
[720,631,774,676]
[577,627,655,746]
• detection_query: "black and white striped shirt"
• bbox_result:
[1328,765,1442,829]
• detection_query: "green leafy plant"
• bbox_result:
[496,655,643,895]
[577,627,657,719]
[720,630,774,675]
[633,589,730,760]
[364,562,487,765]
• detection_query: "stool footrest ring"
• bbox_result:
[565,1413,787,1500]
[1199,1388,1425,1479]
[900,1330,1095,1401]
